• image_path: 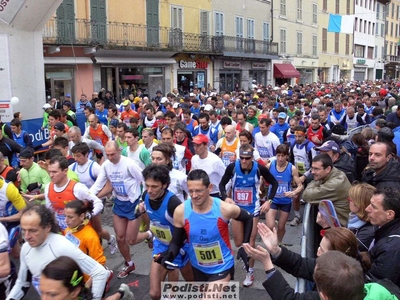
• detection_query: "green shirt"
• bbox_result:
[20,162,51,193]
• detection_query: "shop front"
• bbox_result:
[273,63,301,86]
[249,62,268,87]
[176,59,209,94]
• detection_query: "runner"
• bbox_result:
[90,141,144,279]
[219,143,278,287]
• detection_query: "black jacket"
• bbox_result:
[350,222,376,252]
[367,218,400,288]
[362,160,400,189]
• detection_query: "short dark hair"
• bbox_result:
[188,169,210,187]
[142,164,171,187]
[45,148,63,160]
[312,153,333,169]
[49,155,69,170]
[161,127,174,137]
[198,113,210,122]
[259,118,272,126]
[220,116,232,126]
[71,142,90,156]
[125,128,140,138]
[276,144,289,156]
[10,118,22,127]
[53,137,69,149]
[129,117,139,124]
[314,251,364,300]
[374,187,400,219]
[117,123,128,130]
[48,110,61,120]
[294,125,306,133]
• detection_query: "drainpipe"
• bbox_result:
[270,0,274,43]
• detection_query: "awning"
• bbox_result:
[274,64,301,78]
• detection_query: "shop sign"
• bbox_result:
[179,60,208,69]
[356,59,366,65]
[252,62,267,69]
[223,61,241,68]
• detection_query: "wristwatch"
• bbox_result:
[265,267,276,274]
[267,199,273,203]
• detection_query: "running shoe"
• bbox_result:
[108,235,119,255]
[117,262,136,279]
[290,216,302,227]
[243,271,254,287]
[118,283,135,300]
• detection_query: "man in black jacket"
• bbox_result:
[365,187,400,288]
[362,142,400,189]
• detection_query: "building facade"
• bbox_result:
[384,0,400,79]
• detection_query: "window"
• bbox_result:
[200,11,209,35]
[375,45,378,59]
[322,28,327,52]
[171,6,183,29]
[390,42,393,55]
[382,46,385,59]
[312,34,317,56]
[236,16,244,51]
[335,33,339,54]
[397,5,400,20]
[247,19,255,39]
[396,23,399,38]
[347,0,351,14]
[376,4,380,19]
[345,34,350,55]
[297,0,302,20]
[355,44,364,57]
[368,22,371,34]
[312,4,317,24]
[355,17,358,31]
[214,12,224,36]
[391,22,394,36]
[262,22,270,42]
[385,20,388,35]
[236,16,243,38]
[376,22,378,35]
[323,0,327,11]
[381,23,385,37]
[280,0,286,16]
[335,0,340,14]
[297,32,302,55]
[280,29,286,53]
[364,20,367,33]
[392,3,395,18]
[367,46,374,59]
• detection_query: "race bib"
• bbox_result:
[276,183,289,198]
[234,187,253,206]
[32,275,41,294]
[150,221,172,244]
[65,231,81,247]
[55,210,67,231]
[258,146,270,158]
[193,241,224,267]
[112,181,128,197]
[222,152,235,167]
[295,161,306,174]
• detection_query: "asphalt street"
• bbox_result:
[22,204,304,300]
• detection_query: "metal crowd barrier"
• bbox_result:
[295,203,318,293]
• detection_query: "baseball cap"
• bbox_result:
[160,97,168,104]
[258,114,268,120]
[42,103,52,110]
[173,103,180,109]
[189,93,195,97]
[204,104,213,111]
[65,93,71,97]
[122,100,131,106]
[278,112,287,119]
[54,122,65,131]
[315,140,340,153]
[156,90,162,94]
[20,147,34,159]
[192,134,209,144]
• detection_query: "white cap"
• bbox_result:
[204,104,213,111]
[189,93,195,97]
[173,103,179,109]
[42,103,52,110]
[314,98,321,103]
[257,89,262,93]
[273,87,280,90]
[281,90,288,95]
[160,97,168,104]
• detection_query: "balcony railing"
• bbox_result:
[43,17,278,56]
[386,55,400,63]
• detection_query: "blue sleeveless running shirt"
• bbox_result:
[269,160,293,205]
[145,190,188,267]
[184,198,233,274]
[232,160,259,215]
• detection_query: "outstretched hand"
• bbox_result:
[243,244,273,270]
[257,223,281,256]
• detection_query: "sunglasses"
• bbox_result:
[239,156,252,160]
